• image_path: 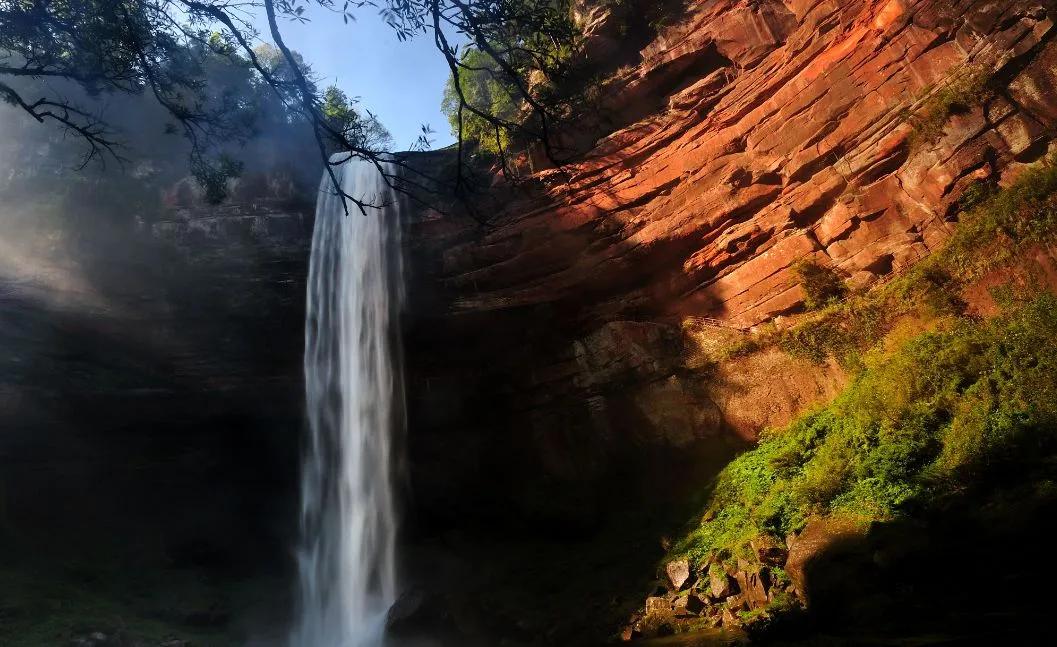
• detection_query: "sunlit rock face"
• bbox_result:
[446,0,1057,326]
[401,0,1057,531]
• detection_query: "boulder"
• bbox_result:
[619,615,643,642]
[384,588,464,638]
[386,588,427,633]
[673,592,705,616]
[785,516,869,606]
[735,559,771,610]
[721,606,743,629]
[645,596,671,614]
[751,534,789,566]
[727,594,749,612]
[709,565,736,598]
[665,558,693,590]
[641,597,676,638]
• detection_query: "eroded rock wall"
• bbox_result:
[402,0,1057,530]
[0,170,311,568]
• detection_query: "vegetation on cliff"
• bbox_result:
[680,291,1057,561]
[731,154,1057,368]
[440,0,580,158]
[906,64,994,150]
[438,0,688,166]
[676,153,1057,563]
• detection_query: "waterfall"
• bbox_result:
[293,157,403,647]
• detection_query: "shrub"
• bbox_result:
[907,65,992,148]
[793,259,847,311]
[940,154,1057,280]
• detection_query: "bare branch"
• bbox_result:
[0,80,125,169]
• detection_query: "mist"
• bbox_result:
[0,69,326,643]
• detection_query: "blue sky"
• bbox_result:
[253,6,457,150]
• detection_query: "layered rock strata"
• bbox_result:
[402,0,1057,529]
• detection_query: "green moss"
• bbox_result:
[766,153,1057,367]
[677,292,1057,561]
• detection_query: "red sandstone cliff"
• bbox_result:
[402,0,1057,530]
[437,0,1056,325]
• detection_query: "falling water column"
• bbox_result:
[293,157,403,647]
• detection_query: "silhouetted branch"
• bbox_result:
[0,80,124,169]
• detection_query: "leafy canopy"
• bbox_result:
[1,0,581,211]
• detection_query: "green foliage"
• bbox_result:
[0,0,409,205]
[438,0,580,158]
[442,49,520,155]
[679,152,1057,570]
[191,154,244,204]
[907,65,993,148]
[322,85,355,126]
[677,293,1057,562]
[793,258,848,311]
[321,85,392,152]
[936,154,1057,281]
[777,300,889,367]
[957,178,996,212]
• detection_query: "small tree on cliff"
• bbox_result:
[794,259,848,311]
[322,85,393,154]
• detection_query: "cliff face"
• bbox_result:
[402,0,1057,532]
[4,2,1054,642]
[440,0,1057,322]
[0,170,311,572]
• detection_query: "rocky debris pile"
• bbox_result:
[621,535,799,640]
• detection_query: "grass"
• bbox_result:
[677,292,1057,563]
[673,152,1057,566]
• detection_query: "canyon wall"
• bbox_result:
[4,2,1055,641]
[0,165,311,570]
[401,0,1057,533]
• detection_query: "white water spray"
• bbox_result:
[293,157,403,647]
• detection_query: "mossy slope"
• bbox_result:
[676,153,1057,565]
